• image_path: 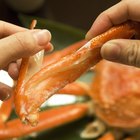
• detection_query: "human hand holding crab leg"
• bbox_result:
[0,20,51,131]
[86,0,140,67]
[0,20,51,102]
[0,39,89,139]
[15,20,140,127]
[83,0,140,139]
[10,1,140,140]
[0,20,139,139]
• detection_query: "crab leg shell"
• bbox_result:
[0,103,88,139]
[15,21,139,125]
[43,40,89,96]
[98,132,115,140]
[14,20,52,124]
[0,96,13,123]
[58,82,90,96]
[43,40,87,67]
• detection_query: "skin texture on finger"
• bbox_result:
[86,0,140,39]
[8,63,19,80]
[101,39,140,67]
[0,29,51,69]
[0,21,27,38]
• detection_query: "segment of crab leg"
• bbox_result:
[0,103,88,139]
[15,21,139,125]
[14,20,44,99]
[14,20,52,125]
[58,82,90,96]
[43,40,87,67]
[0,96,13,123]
[98,132,115,140]
[44,40,89,96]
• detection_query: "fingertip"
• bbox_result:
[0,83,12,101]
[32,29,52,46]
[85,31,93,40]
[45,42,54,52]
[8,63,19,80]
[85,22,97,40]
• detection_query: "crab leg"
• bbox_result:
[43,40,90,96]
[43,40,87,66]
[0,96,13,123]
[15,21,140,125]
[58,82,90,96]
[0,103,88,139]
[98,132,115,140]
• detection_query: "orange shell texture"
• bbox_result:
[91,60,140,128]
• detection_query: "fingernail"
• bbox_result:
[45,43,54,52]
[101,41,121,60]
[85,32,92,40]
[33,30,51,46]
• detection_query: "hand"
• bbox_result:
[0,21,52,101]
[86,0,140,67]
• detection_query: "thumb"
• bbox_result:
[0,29,51,69]
[101,39,140,67]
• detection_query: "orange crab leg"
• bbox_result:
[98,132,115,140]
[16,20,37,85]
[0,96,13,123]
[43,40,89,96]
[15,21,140,125]
[58,82,90,96]
[43,40,87,66]
[0,103,88,139]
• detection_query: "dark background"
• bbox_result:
[0,0,120,30]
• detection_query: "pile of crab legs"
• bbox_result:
[0,20,140,140]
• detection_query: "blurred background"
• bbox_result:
[1,0,120,30]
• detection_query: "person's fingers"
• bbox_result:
[8,62,19,80]
[0,21,26,38]
[101,39,140,67]
[8,59,22,80]
[45,42,54,52]
[86,0,140,40]
[0,29,51,69]
[0,82,12,101]
[7,43,53,80]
